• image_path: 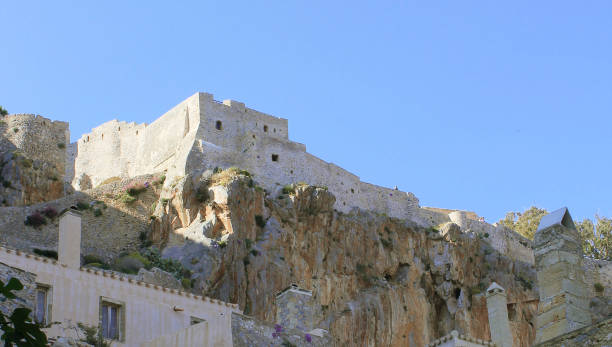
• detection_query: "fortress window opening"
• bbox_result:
[215,120,222,130]
[264,125,268,132]
[272,154,279,162]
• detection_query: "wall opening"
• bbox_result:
[273,128,276,133]
[454,288,461,299]
[101,134,104,140]
[271,154,279,162]
[118,127,120,131]
[86,136,89,142]
[216,120,223,130]
[264,125,268,132]
[507,303,517,321]
[136,130,138,135]
[351,188,355,193]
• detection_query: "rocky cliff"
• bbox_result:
[149,170,540,346]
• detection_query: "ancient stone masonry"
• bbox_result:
[0,114,69,206]
[533,207,592,344]
[0,261,36,317]
[70,93,421,219]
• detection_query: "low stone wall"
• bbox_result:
[232,313,331,347]
[0,261,36,317]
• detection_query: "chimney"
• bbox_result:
[58,207,82,269]
[533,207,591,343]
[486,282,513,347]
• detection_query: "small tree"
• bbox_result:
[0,106,7,116]
[0,278,48,346]
[498,206,548,240]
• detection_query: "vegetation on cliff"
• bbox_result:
[499,206,612,260]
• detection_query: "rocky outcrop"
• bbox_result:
[151,172,540,346]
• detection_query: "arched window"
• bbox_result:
[216,121,222,130]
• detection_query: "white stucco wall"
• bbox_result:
[0,246,238,347]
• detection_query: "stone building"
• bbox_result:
[0,208,239,346]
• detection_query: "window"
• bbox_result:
[263,125,268,132]
[215,121,222,130]
[271,154,279,162]
[100,298,125,341]
[35,285,50,325]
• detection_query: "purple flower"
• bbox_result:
[272,332,278,339]
[274,324,283,333]
[144,182,150,188]
[305,334,312,343]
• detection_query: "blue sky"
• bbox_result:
[2,1,611,223]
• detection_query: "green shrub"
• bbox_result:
[119,193,137,204]
[140,247,186,280]
[218,240,227,248]
[255,215,266,228]
[77,323,109,347]
[113,254,146,274]
[181,278,192,289]
[20,158,33,168]
[0,106,7,116]
[57,143,66,149]
[33,248,57,259]
[83,254,104,265]
[245,239,253,249]
[250,249,260,256]
[195,185,208,203]
[281,184,294,195]
[93,208,102,217]
[594,282,604,292]
[76,201,89,210]
[125,182,146,196]
[13,128,18,133]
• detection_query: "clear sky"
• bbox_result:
[1,1,611,223]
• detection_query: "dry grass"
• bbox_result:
[99,176,122,186]
[210,167,251,186]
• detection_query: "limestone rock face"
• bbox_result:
[152,175,540,346]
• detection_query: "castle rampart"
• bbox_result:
[71,92,421,219]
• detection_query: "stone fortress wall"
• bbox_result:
[71,93,201,189]
[0,114,69,205]
[0,114,69,165]
[72,93,420,219]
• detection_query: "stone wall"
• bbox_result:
[0,261,36,317]
[0,114,68,205]
[232,313,331,347]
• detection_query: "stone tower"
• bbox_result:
[275,284,314,332]
[533,207,591,343]
[486,282,513,347]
